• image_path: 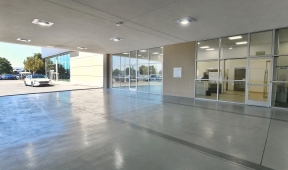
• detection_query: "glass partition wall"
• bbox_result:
[45,53,70,82]
[196,28,288,109]
[112,47,163,94]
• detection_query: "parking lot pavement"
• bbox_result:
[0,80,100,96]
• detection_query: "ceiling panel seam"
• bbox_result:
[42,0,181,48]
[71,0,187,42]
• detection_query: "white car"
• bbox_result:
[24,74,51,87]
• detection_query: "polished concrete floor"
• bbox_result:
[1,89,288,170]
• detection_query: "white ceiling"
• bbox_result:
[1,0,288,54]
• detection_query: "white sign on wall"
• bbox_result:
[173,67,182,78]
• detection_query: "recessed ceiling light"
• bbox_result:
[138,55,142,56]
[140,50,147,52]
[17,38,31,42]
[122,52,129,54]
[116,22,123,26]
[46,46,54,48]
[175,17,196,25]
[236,41,247,45]
[229,47,233,49]
[152,52,159,54]
[229,36,242,40]
[110,37,123,42]
[206,48,215,51]
[32,19,54,27]
[77,47,87,50]
[197,42,200,44]
[160,47,163,49]
[200,46,209,49]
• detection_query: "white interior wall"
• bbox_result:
[279,42,288,54]
[70,52,104,87]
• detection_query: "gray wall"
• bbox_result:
[163,42,196,98]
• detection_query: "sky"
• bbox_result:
[0,42,41,68]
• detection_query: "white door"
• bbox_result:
[246,57,272,107]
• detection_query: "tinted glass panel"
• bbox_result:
[197,39,219,60]
[221,34,248,58]
[250,31,272,56]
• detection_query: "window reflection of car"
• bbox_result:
[24,74,51,87]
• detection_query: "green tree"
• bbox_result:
[149,66,156,74]
[33,53,45,75]
[112,68,120,76]
[0,57,13,74]
[23,53,44,74]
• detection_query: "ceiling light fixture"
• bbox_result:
[206,48,215,51]
[197,42,200,44]
[77,47,87,50]
[110,37,123,42]
[116,22,123,26]
[32,19,54,27]
[229,36,242,40]
[229,47,233,49]
[46,46,54,48]
[122,52,129,54]
[236,41,247,45]
[140,50,147,52]
[152,52,159,54]
[200,46,209,49]
[175,16,196,25]
[17,38,31,42]
[138,55,142,56]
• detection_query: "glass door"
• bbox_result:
[246,57,272,107]
[129,65,137,91]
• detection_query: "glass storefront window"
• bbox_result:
[196,80,217,100]
[220,34,248,58]
[149,47,163,63]
[112,65,120,88]
[250,31,273,56]
[220,59,247,81]
[272,82,288,108]
[137,64,149,92]
[273,56,288,81]
[112,54,121,65]
[149,63,162,94]
[276,28,288,55]
[137,49,149,64]
[121,53,129,66]
[130,51,137,65]
[196,60,219,80]
[120,65,129,89]
[197,39,219,60]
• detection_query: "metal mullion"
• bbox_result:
[217,38,221,101]
[129,51,131,90]
[148,48,150,93]
[136,51,138,91]
[194,42,198,99]
[161,46,164,95]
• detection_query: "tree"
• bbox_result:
[112,68,120,77]
[0,57,13,74]
[23,53,44,74]
[34,53,45,75]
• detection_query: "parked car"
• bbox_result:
[4,74,15,80]
[24,74,51,87]
[0,76,3,80]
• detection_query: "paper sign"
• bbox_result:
[173,68,182,78]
